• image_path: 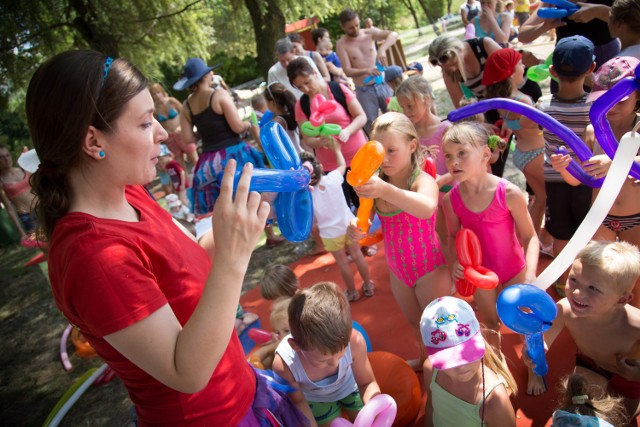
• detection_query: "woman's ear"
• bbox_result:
[82,125,106,160]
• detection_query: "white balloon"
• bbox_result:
[533,131,640,290]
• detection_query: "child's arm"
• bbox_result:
[483,383,516,427]
[549,153,581,186]
[169,97,183,114]
[272,353,318,427]
[505,183,539,284]
[523,300,567,370]
[422,358,435,427]
[332,138,347,176]
[350,330,381,404]
[179,100,197,145]
[354,172,438,219]
[441,193,465,281]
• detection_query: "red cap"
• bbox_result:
[482,48,522,86]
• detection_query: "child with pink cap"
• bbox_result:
[420,296,517,426]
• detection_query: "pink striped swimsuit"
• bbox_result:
[377,207,446,288]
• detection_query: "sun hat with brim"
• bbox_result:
[586,56,640,103]
[482,48,522,86]
[420,296,485,370]
[173,58,222,91]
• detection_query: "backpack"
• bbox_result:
[464,3,480,22]
[300,81,350,119]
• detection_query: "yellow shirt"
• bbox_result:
[515,0,530,13]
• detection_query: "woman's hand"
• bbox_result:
[353,176,389,200]
[582,154,612,178]
[212,161,270,265]
[338,128,352,143]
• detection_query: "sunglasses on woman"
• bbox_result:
[429,50,455,67]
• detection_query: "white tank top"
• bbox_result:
[276,336,357,402]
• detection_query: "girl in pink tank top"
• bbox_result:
[348,112,450,370]
[441,122,539,354]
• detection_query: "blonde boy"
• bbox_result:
[528,241,640,416]
[272,282,380,426]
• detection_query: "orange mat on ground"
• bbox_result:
[240,246,638,426]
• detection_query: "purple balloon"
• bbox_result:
[589,73,640,181]
[447,99,604,187]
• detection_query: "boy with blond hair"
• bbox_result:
[528,241,640,417]
[273,282,380,426]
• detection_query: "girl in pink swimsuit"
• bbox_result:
[441,122,539,354]
[348,112,450,370]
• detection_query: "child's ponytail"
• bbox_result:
[557,374,627,426]
[481,328,518,395]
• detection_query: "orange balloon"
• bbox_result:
[71,328,97,359]
[359,228,383,246]
[346,140,385,187]
[356,198,374,235]
[368,351,421,427]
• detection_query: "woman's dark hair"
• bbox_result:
[287,57,314,86]
[311,28,329,47]
[26,50,148,239]
[287,33,304,45]
[264,82,298,131]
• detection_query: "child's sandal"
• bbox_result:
[344,289,361,302]
[362,281,375,297]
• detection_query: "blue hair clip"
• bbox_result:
[101,57,113,88]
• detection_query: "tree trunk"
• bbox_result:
[400,0,423,35]
[68,0,120,56]
[244,0,285,80]
[415,0,442,36]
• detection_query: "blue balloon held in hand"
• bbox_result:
[364,63,385,85]
[497,284,557,377]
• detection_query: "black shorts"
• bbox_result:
[544,181,592,240]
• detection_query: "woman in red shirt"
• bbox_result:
[25,50,309,427]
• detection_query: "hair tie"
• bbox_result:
[101,57,113,88]
[571,395,589,405]
[38,161,57,177]
[487,135,502,151]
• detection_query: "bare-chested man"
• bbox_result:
[336,9,398,134]
[525,241,640,419]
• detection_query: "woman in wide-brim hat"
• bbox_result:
[176,58,265,215]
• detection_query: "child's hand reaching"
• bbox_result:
[549,153,572,172]
[582,154,612,178]
[353,176,389,200]
[338,128,351,143]
[347,218,367,241]
[451,260,465,281]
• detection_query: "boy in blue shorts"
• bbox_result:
[536,35,595,300]
[273,282,380,426]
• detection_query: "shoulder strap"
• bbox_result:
[327,81,350,117]
[300,94,311,119]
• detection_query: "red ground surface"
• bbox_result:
[240,247,638,426]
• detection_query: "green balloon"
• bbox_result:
[320,123,342,136]
[527,65,550,83]
[301,121,321,137]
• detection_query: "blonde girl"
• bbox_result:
[441,122,538,354]
[348,112,451,369]
[483,48,546,237]
[248,297,292,370]
[421,296,517,427]
[396,76,454,252]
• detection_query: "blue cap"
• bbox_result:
[552,36,595,77]
[385,65,403,82]
[406,61,424,75]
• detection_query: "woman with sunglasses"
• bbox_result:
[174,58,264,215]
[428,35,502,110]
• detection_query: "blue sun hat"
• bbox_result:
[173,58,222,91]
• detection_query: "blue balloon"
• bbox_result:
[448,99,604,187]
[352,320,372,352]
[589,72,640,181]
[370,214,382,234]
[220,168,310,193]
[538,8,570,18]
[275,189,313,242]
[497,284,557,377]
[543,0,579,10]
[364,63,385,85]
[260,122,300,170]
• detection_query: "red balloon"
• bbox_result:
[455,229,482,267]
[248,328,273,344]
[423,157,437,178]
[455,278,477,297]
[464,265,499,290]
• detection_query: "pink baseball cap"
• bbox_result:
[587,56,640,103]
[420,296,485,370]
